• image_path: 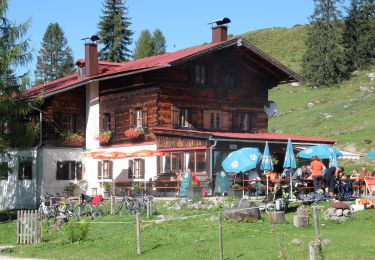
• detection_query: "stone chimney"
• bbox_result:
[209,17,231,43]
[84,43,99,77]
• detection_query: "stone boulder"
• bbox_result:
[223,198,260,222]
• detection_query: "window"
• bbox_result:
[210,112,221,129]
[160,152,183,173]
[62,115,74,132]
[179,109,190,128]
[19,160,32,180]
[224,68,236,88]
[195,65,207,86]
[0,121,9,134]
[159,151,207,174]
[136,109,142,128]
[56,161,76,180]
[98,160,113,180]
[239,113,249,131]
[129,108,147,129]
[129,159,145,179]
[103,113,111,131]
[0,162,9,180]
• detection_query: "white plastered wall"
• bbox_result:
[84,144,157,195]
[0,149,38,209]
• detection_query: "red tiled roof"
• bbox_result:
[24,40,232,98]
[153,127,336,144]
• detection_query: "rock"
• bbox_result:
[269,211,286,224]
[209,215,219,222]
[291,82,300,87]
[223,200,260,222]
[335,209,343,216]
[343,209,352,217]
[322,239,331,246]
[359,86,373,93]
[290,239,302,245]
[293,214,309,228]
[368,72,375,81]
[307,102,314,108]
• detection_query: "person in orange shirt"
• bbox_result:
[310,156,326,192]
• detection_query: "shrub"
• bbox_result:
[64,220,89,243]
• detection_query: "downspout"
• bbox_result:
[208,137,218,196]
[30,106,43,208]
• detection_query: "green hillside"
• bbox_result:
[241,26,375,156]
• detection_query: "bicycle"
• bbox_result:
[74,194,109,220]
[39,192,58,227]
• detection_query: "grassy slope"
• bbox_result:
[241,26,375,156]
[1,205,375,260]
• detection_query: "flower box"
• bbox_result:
[97,130,112,144]
[124,128,144,139]
[61,131,85,145]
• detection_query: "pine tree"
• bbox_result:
[133,30,155,60]
[0,0,41,154]
[153,29,166,55]
[343,0,375,71]
[302,0,349,87]
[98,0,133,62]
[34,23,74,84]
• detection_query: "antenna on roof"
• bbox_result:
[81,35,100,44]
[208,17,231,27]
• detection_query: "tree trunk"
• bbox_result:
[268,211,285,224]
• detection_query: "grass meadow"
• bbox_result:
[1,201,375,260]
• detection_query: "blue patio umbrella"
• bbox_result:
[283,138,297,169]
[222,147,262,174]
[297,144,343,159]
[260,141,273,195]
[283,138,296,200]
[260,141,273,171]
[329,146,339,167]
[367,150,375,159]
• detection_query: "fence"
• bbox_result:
[16,210,41,244]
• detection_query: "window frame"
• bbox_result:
[129,158,145,179]
[103,113,111,131]
[239,113,249,131]
[18,160,33,180]
[195,64,207,86]
[0,162,9,180]
[210,112,221,129]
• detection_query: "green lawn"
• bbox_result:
[1,202,375,260]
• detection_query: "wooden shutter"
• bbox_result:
[76,162,82,180]
[53,112,62,133]
[109,160,113,179]
[171,106,179,128]
[110,113,116,132]
[140,159,145,179]
[128,160,133,179]
[98,161,102,179]
[56,161,63,180]
[221,112,230,130]
[142,107,148,128]
[99,113,104,131]
[129,109,135,128]
[203,111,210,129]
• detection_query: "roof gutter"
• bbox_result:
[43,64,171,98]
[207,137,335,146]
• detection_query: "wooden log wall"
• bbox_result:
[42,87,86,146]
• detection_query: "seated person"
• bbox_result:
[266,170,278,186]
[339,175,353,201]
[301,165,312,180]
[350,169,364,195]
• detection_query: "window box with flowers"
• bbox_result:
[97,130,112,145]
[124,127,144,140]
[61,131,85,146]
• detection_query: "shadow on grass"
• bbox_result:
[0,210,17,222]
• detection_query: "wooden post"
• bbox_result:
[268,211,285,224]
[309,241,315,260]
[312,207,323,259]
[110,193,114,215]
[136,213,141,255]
[218,213,223,260]
[146,198,150,219]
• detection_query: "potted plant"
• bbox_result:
[132,184,142,196]
[63,183,75,197]
[124,127,144,139]
[103,182,112,199]
[97,130,112,144]
[61,131,85,145]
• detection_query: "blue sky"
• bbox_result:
[8,0,315,82]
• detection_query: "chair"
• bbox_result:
[364,177,375,196]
